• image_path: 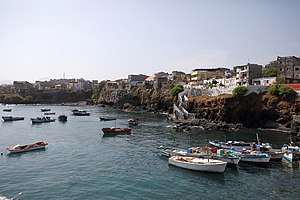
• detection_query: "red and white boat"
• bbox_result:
[102,127,131,137]
[6,141,48,153]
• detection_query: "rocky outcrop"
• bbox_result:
[186,93,300,129]
[96,88,173,112]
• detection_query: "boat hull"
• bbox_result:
[211,156,240,165]
[209,140,251,150]
[168,156,227,173]
[102,128,132,137]
[99,117,116,121]
[238,154,271,166]
[160,147,240,166]
[31,119,56,124]
[6,142,48,153]
[2,116,25,121]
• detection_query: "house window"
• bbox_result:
[280,68,283,72]
[295,68,299,71]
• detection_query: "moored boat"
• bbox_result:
[282,144,300,162]
[72,109,90,116]
[232,149,271,166]
[3,108,12,112]
[128,118,139,125]
[44,112,55,115]
[2,116,25,122]
[209,140,251,150]
[160,146,240,166]
[6,141,48,153]
[102,127,131,137]
[256,143,284,160]
[58,114,68,122]
[41,108,51,112]
[99,116,116,121]
[168,156,227,173]
[31,116,56,124]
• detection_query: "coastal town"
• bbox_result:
[1,55,300,134]
[1,1,300,199]
[1,55,300,103]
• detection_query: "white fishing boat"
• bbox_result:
[160,146,240,166]
[31,116,55,124]
[72,109,90,116]
[0,193,22,200]
[41,108,51,112]
[282,144,300,162]
[233,150,271,166]
[256,143,284,160]
[128,118,139,125]
[6,141,48,153]
[168,156,227,173]
[209,140,251,150]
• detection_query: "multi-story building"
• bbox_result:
[265,56,300,83]
[128,74,149,89]
[190,68,229,85]
[252,77,276,86]
[235,63,262,85]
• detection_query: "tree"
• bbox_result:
[268,84,297,98]
[170,84,184,97]
[263,67,277,77]
[232,86,249,96]
[92,80,107,99]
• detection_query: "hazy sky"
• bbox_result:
[0,0,299,83]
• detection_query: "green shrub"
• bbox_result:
[268,84,297,98]
[170,84,184,97]
[232,86,249,96]
[262,67,277,77]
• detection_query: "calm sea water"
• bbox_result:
[1,104,300,200]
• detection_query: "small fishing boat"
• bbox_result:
[168,156,227,173]
[31,116,56,124]
[58,114,67,122]
[99,116,116,121]
[0,192,22,200]
[160,146,240,166]
[256,143,284,160]
[254,133,284,160]
[232,149,271,166]
[128,118,139,125]
[72,109,90,116]
[6,141,48,153]
[282,144,300,162]
[44,112,55,115]
[102,127,132,137]
[3,108,12,112]
[2,116,25,122]
[41,108,51,112]
[209,140,251,150]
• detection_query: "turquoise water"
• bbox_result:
[1,105,300,200]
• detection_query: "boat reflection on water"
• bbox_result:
[281,159,300,174]
[6,148,46,157]
[167,163,225,184]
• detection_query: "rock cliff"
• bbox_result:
[96,88,173,112]
[186,93,300,130]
